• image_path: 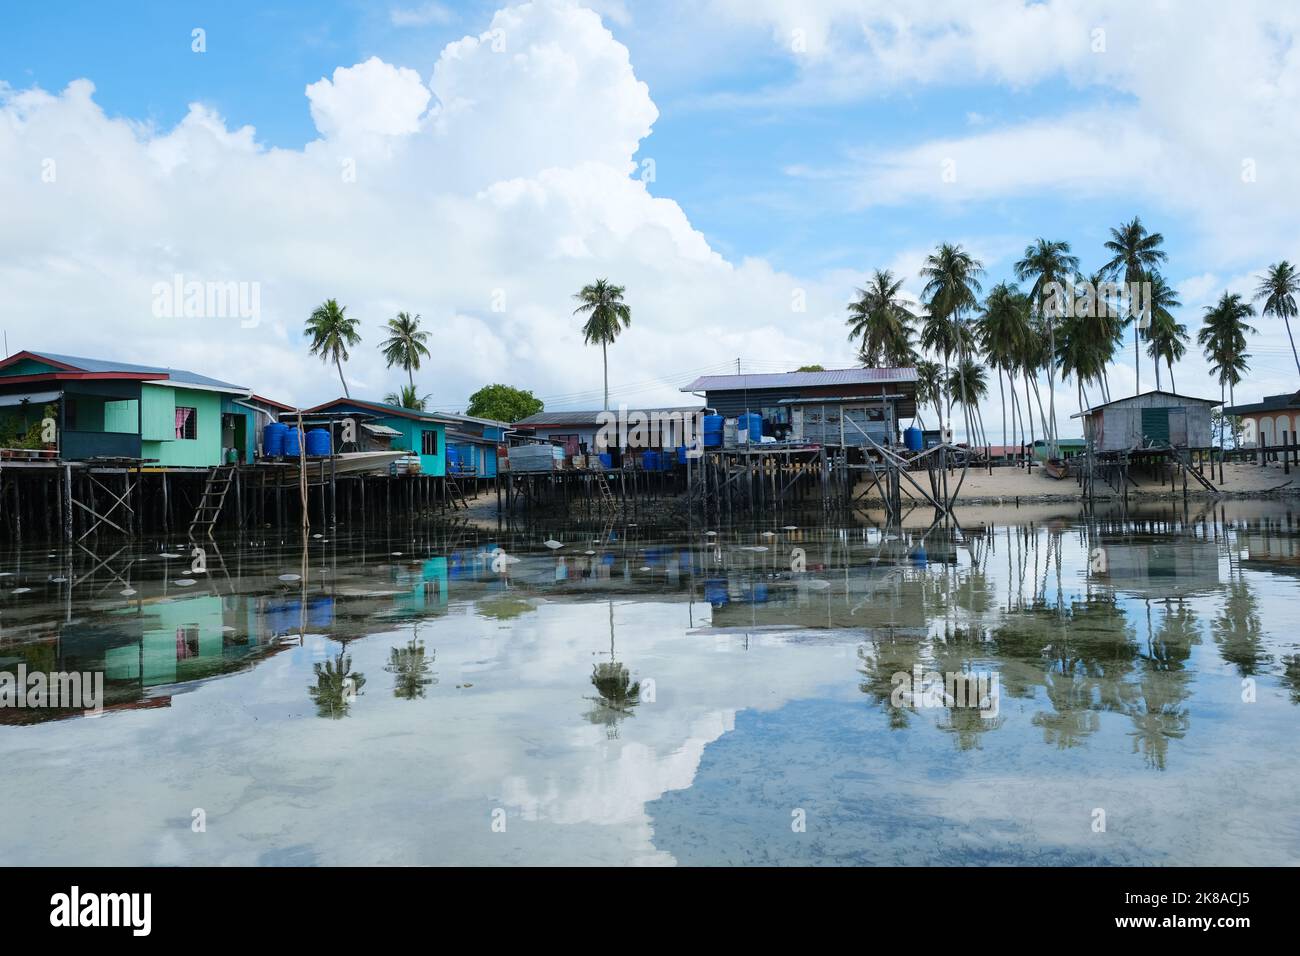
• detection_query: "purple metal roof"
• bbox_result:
[681,367,918,392]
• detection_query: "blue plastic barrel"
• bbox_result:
[263,422,287,457]
[305,428,331,456]
[283,426,301,458]
[702,414,724,448]
[643,450,659,471]
[740,412,762,443]
[676,445,687,464]
[598,452,613,468]
[904,426,923,451]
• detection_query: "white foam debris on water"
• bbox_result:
[804,578,831,590]
[640,566,652,571]
[12,587,32,594]
[584,550,596,556]
[760,531,776,538]
[173,579,196,587]
[278,573,301,582]
[119,588,137,596]
[782,525,798,531]
[313,533,322,539]
[391,552,402,556]
[160,553,182,559]
[50,576,67,583]
[705,531,717,537]
[544,539,564,550]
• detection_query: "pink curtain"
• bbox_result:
[175,407,192,439]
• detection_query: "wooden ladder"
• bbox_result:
[188,465,235,539]
[596,472,617,511]
[445,472,469,510]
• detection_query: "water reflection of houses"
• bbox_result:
[1095,538,1221,597]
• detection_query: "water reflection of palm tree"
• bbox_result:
[1212,578,1269,676]
[385,636,436,700]
[309,650,366,718]
[1126,669,1190,770]
[584,601,640,736]
[857,638,925,730]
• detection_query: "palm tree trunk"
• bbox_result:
[1286,316,1300,379]
[336,356,349,398]
[408,365,414,390]
[602,340,609,412]
[998,367,1007,453]
[1023,371,1037,464]
[1168,360,1176,393]
[1153,349,1162,391]
[1133,318,1141,395]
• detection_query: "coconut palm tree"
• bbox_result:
[1143,273,1189,392]
[1198,292,1257,447]
[380,311,431,389]
[305,299,362,398]
[1255,260,1300,378]
[1076,269,1124,403]
[847,269,917,367]
[919,243,984,435]
[977,282,1030,453]
[572,279,632,412]
[947,357,989,448]
[1101,217,1167,395]
[915,360,944,430]
[1014,239,1080,458]
[384,384,431,410]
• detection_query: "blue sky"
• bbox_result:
[2,1,1298,419]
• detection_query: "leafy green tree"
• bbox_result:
[465,383,544,422]
[572,279,631,411]
[305,298,362,398]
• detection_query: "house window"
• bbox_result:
[175,406,197,440]
[421,429,438,456]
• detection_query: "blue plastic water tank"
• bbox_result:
[283,426,301,458]
[598,452,613,468]
[643,450,659,471]
[676,445,687,464]
[305,428,331,457]
[740,412,762,442]
[263,422,287,457]
[904,426,924,451]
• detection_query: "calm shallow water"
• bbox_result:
[2,500,1298,866]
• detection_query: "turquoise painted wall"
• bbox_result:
[378,416,445,476]
[140,386,223,467]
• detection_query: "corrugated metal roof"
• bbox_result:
[515,406,703,427]
[682,368,917,392]
[1223,391,1300,416]
[1072,389,1220,417]
[22,351,248,392]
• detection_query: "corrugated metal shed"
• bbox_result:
[1072,390,1217,452]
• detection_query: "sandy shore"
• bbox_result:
[866,460,1300,506]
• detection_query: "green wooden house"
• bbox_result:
[0,350,252,467]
